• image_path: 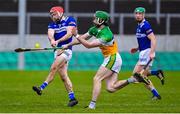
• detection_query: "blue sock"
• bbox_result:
[69,92,75,100]
[151,70,158,75]
[40,81,48,90]
[151,88,159,97]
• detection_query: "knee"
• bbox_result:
[106,86,115,93]
[61,75,67,82]
[50,66,57,72]
[60,71,69,82]
[106,83,116,93]
[93,76,101,83]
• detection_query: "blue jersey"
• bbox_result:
[136,19,153,51]
[48,16,76,50]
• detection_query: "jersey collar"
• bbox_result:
[55,16,67,24]
[138,19,146,26]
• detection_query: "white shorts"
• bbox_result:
[138,48,154,66]
[101,53,122,73]
[54,49,72,62]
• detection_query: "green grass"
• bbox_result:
[0,70,179,113]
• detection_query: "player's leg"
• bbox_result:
[147,69,165,85]
[104,53,129,92]
[105,72,129,93]
[88,66,114,109]
[132,62,150,83]
[88,53,126,109]
[32,55,65,95]
[134,64,161,100]
[57,63,78,107]
[137,49,161,99]
[143,78,162,100]
[32,50,67,95]
[145,57,164,83]
[58,49,78,107]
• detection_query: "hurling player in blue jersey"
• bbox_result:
[129,7,165,100]
[32,6,78,107]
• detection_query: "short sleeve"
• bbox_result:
[67,16,77,27]
[88,26,98,36]
[143,22,153,35]
[48,23,54,29]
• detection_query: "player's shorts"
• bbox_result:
[138,48,155,66]
[101,53,122,73]
[54,49,72,62]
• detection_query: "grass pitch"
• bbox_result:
[0,70,179,113]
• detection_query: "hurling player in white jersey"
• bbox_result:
[129,7,165,100]
[32,6,78,107]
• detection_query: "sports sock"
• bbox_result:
[150,70,158,75]
[151,88,160,97]
[40,81,48,90]
[89,101,96,109]
[68,92,75,100]
[127,77,136,83]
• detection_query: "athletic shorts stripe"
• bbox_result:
[101,53,122,73]
[105,54,116,69]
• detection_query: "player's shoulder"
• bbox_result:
[102,26,113,37]
[103,26,112,32]
[48,22,58,29]
[141,20,151,30]
[99,26,113,42]
[142,20,151,27]
[66,16,76,22]
[88,26,98,36]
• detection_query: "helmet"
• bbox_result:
[95,11,109,23]
[50,6,64,13]
[134,7,146,13]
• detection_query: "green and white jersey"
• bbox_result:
[88,26,113,45]
[87,26,118,57]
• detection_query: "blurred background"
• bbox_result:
[0,0,179,71]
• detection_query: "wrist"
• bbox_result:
[150,50,154,53]
[49,39,54,42]
[57,39,60,43]
[75,34,80,38]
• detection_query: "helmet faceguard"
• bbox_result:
[49,6,64,22]
[93,17,105,25]
[93,11,109,27]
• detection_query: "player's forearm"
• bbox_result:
[48,30,55,42]
[48,36,54,42]
[48,33,54,42]
[77,37,92,48]
[72,38,81,45]
[67,38,81,47]
[151,38,156,53]
[148,33,156,53]
[57,33,72,43]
